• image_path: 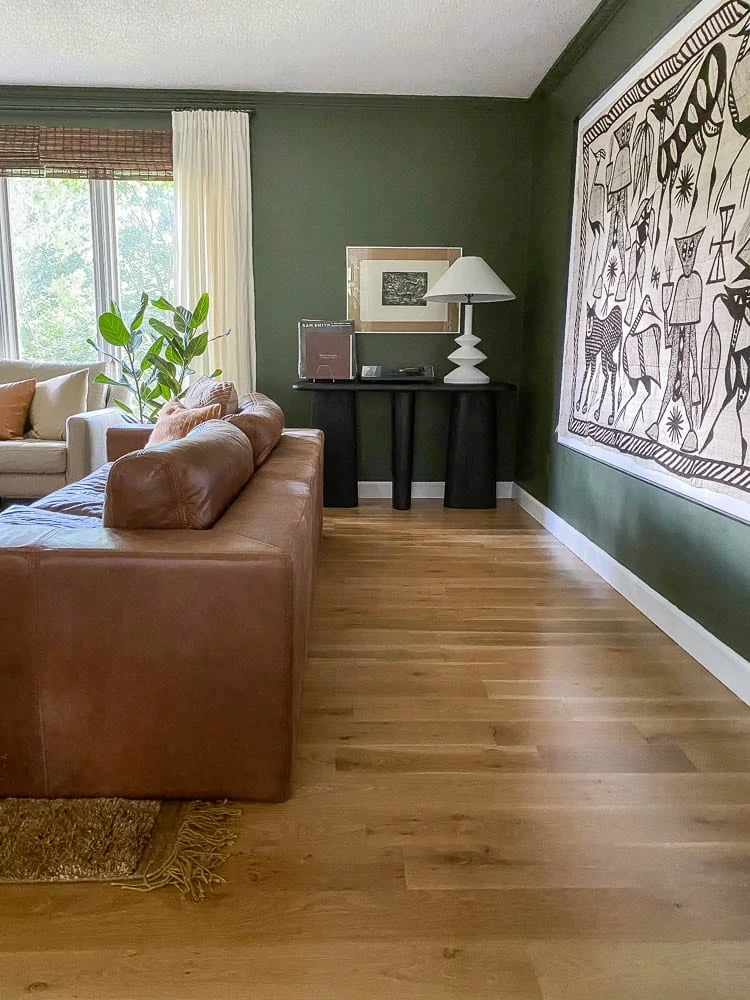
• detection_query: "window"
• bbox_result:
[0,177,173,362]
[0,126,173,363]
[114,180,174,325]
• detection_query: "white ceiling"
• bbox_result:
[1,0,600,99]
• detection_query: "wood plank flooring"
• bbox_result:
[1,500,749,998]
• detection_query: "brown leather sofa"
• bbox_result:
[0,416,323,802]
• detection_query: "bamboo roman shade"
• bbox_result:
[0,126,172,179]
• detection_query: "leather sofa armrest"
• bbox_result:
[106,424,153,462]
[66,408,127,484]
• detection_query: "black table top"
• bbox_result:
[293,380,517,393]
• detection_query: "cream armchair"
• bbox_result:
[0,358,127,499]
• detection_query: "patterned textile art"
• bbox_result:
[558,0,750,523]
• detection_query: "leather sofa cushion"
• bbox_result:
[0,506,101,530]
[0,439,67,474]
[33,463,110,518]
[147,398,222,448]
[225,393,284,465]
[103,420,254,529]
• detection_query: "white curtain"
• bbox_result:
[172,110,255,392]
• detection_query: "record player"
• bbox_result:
[359,365,435,383]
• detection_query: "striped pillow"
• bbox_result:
[147,398,222,448]
[183,376,238,417]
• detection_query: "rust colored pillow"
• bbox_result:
[183,376,239,416]
[0,378,36,441]
[147,398,222,448]
[224,393,285,466]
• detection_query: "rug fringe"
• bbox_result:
[116,801,241,901]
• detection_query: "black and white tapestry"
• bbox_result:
[558,0,750,524]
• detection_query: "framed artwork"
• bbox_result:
[558,0,750,525]
[347,246,462,333]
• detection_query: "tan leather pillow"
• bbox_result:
[103,421,254,530]
[183,376,239,416]
[224,393,285,465]
[0,379,36,441]
[29,368,89,440]
[147,398,222,448]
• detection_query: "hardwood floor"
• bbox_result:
[1,500,749,998]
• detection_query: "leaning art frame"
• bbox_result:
[558,0,750,525]
[347,246,462,333]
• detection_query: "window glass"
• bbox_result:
[7,177,97,363]
[114,180,174,323]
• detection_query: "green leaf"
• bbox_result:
[186,331,208,360]
[191,293,209,328]
[209,368,223,378]
[151,296,175,311]
[209,328,231,343]
[144,335,164,358]
[112,398,134,416]
[173,307,192,334]
[94,373,127,387]
[130,292,149,332]
[165,342,184,365]
[149,318,179,340]
[98,312,130,347]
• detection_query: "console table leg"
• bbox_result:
[311,392,358,507]
[445,391,497,508]
[391,391,415,511]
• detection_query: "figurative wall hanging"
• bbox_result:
[558,0,750,524]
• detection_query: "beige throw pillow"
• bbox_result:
[29,369,89,441]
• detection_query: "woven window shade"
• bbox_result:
[0,126,172,179]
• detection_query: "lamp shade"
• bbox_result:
[422,255,515,303]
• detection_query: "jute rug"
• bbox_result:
[0,799,240,901]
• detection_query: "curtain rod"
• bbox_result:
[0,89,256,115]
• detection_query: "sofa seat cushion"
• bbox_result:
[0,439,67,474]
[32,463,110,519]
[104,420,254,529]
[0,505,101,530]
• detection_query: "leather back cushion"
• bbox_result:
[103,421,254,529]
[224,393,285,466]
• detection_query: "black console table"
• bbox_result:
[293,380,516,510]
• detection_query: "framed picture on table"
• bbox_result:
[346,246,462,333]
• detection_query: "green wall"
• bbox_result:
[250,97,531,481]
[0,91,533,482]
[518,0,750,660]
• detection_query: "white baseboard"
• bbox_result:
[358,482,514,500]
[512,484,750,706]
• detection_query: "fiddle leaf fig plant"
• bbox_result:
[89,292,229,424]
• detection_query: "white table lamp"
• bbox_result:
[423,255,515,384]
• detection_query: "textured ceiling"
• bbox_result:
[1,0,600,98]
